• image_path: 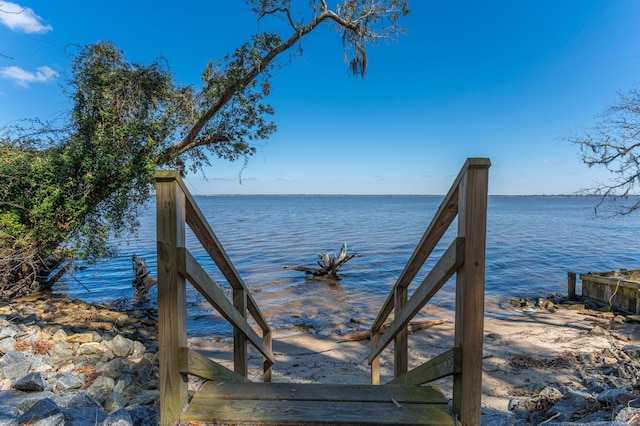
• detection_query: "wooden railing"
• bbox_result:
[155,170,275,426]
[368,158,490,426]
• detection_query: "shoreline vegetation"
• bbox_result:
[0,293,639,425]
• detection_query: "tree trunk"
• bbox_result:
[132,254,157,304]
[0,253,66,300]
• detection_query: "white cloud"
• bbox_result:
[0,2,52,33]
[0,65,58,87]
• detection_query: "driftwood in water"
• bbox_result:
[341,318,447,341]
[283,243,359,278]
[132,254,157,304]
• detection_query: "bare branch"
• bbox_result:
[259,7,297,30]
[159,8,361,163]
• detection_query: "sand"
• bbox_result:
[188,305,640,414]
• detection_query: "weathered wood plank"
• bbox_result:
[192,382,449,404]
[233,287,248,377]
[453,163,489,426]
[568,272,576,301]
[371,332,381,385]
[155,174,188,426]
[185,398,453,425]
[579,274,640,289]
[368,238,464,365]
[178,248,275,364]
[178,347,249,383]
[183,399,454,425]
[389,348,461,386]
[394,285,408,378]
[263,330,273,382]
[184,383,453,425]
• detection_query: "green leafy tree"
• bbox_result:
[0,0,409,298]
[569,86,640,214]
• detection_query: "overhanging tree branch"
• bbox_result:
[568,86,640,215]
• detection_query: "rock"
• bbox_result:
[547,389,592,422]
[597,388,634,407]
[132,358,155,383]
[128,407,156,426]
[0,389,56,416]
[62,407,107,426]
[87,375,115,403]
[0,414,18,425]
[124,386,160,406]
[98,358,136,379]
[30,354,54,373]
[508,397,535,413]
[626,315,640,323]
[604,375,631,389]
[66,333,95,344]
[609,331,629,341]
[566,303,586,310]
[103,392,127,413]
[130,340,146,359]
[103,407,133,426]
[52,372,85,392]
[77,342,111,356]
[48,342,74,368]
[576,353,595,364]
[0,324,18,340]
[67,391,102,409]
[588,325,609,336]
[114,374,132,394]
[12,372,46,392]
[613,315,626,324]
[50,330,67,342]
[538,386,562,397]
[0,350,31,379]
[622,344,640,358]
[15,398,64,426]
[615,407,640,423]
[0,338,17,355]
[575,410,613,422]
[105,335,135,358]
[481,408,514,426]
[535,298,555,310]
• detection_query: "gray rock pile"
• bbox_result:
[504,295,640,425]
[0,294,160,425]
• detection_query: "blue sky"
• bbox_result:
[2,1,640,195]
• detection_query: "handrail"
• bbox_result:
[156,170,274,426]
[368,158,490,426]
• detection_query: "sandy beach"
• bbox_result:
[189,302,640,415]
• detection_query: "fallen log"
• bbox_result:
[283,243,359,278]
[341,318,447,341]
[132,254,157,304]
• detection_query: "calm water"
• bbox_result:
[57,196,640,337]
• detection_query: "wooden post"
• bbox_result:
[156,172,188,426]
[568,272,576,301]
[453,161,489,426]
[394,285,408,378]
[233,288,248,377]
[263,330,272,382]
[370,331,381,385]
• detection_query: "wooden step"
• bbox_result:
[182,382,455,425]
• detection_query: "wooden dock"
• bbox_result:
[156,158,490,426]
